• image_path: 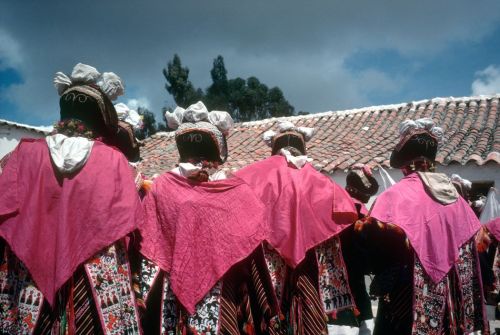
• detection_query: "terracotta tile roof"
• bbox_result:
[139,95,500,177]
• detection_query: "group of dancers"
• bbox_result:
[0,63,498,335]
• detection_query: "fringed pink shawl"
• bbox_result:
[139,172,268,314]
[235,155,357,268]
[0,139,142,307]
[370,173,481,283]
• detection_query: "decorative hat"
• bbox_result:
[390,118,443,169]
[262,120,314,155]
[165,101,233,163]
[345,164,379,203]
[111,103,143,162]
[54,63,124,138]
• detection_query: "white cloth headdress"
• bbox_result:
[398,117,443,143]
[262,120,315,147]
[114,103,143,130]
[165,101,234,135]
[53,63,124,101]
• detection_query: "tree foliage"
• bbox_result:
[135,107,158,140]
[163,54,295,122]
[163,54,203,107]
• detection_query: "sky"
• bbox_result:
[1,0,500,127]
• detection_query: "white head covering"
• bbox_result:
[165,101,234,162]
[262,120,315,147]
[398,117,443,143]
[114,103,143,130]
[53,63,124,101]
[165,101,234,135]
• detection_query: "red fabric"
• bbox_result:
[235,155,357,268]
[370,173,481,283]
[487,217,500,241]
[0,139,142,307]
[139,172,268,314]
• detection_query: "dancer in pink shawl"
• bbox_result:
[235,121,359,335]
[137,102,278,335]
[365,118,487,335]
[0,63,143,335]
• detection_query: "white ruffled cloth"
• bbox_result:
[115,103,143,130]
[171,162,227,181]
[279,148,312,169]
[46,134,94,174]
[53,63,124,101]
[450,173,472,190]
[398,118,443,142]
[262,120,315,147]
[165,101,234,135]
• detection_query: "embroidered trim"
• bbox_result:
[315,237,356,316]
[263,244,287,305]
[0,246,44,335]
[84,242,141,335]
[160,274,177,335]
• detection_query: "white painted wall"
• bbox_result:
[0,125,46,159]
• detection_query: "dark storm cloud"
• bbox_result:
[1,0,500,124]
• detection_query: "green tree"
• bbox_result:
[135,107,158,140]
[163,54,203,107]
[206,55,230,111]
[163,54,295,122]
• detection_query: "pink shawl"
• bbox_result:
[235,155,357,267]
[486,217,500,241]
[0,139,142,307]
[139,172,268,314]
[370,172,481,283]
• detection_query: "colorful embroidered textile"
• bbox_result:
[84,243,141,335]
[0,244,44,335]
[263,244,287,305]
[412,239,487,335]
[156,247,280,335]
[370,172,481,283]
[0,139,142,307]
[1,241,140,335]
[139,172,268,313]
[316,237,356,317]
[235,155,357,267]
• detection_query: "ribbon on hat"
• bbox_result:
[398,118,443,143]
[53,63,124,101]
[262,120,315,147]
[165,101,234,135]
[351,163,373,177]
[114,103,143,130]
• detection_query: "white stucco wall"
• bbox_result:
[0,125,47,159]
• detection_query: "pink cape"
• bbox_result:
[235,155,357,267]
[0,139,143,307]
[370,173,481,283]
[486,217,500,241]
[139,172,268,314]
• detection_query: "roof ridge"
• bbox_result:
[0,118,53,134]
[238,94,500,127]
